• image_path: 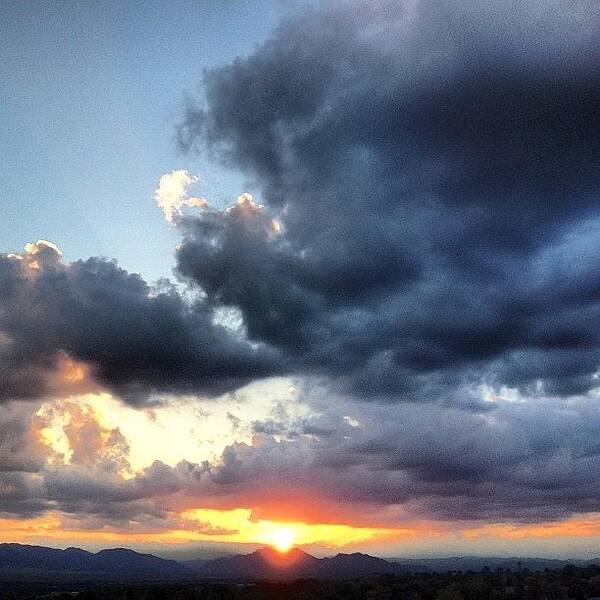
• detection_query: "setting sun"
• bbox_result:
[269,526,297,553]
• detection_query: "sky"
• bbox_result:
[0,0,599,559]
[1,0,289,281]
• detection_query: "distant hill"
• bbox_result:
[386,556,600,573]
[314,551,425,578]
[189,547,428,580]
[0,544,188,579]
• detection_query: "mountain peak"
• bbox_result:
[96,547,143,556]
[197,547,421,580]
[255,546,310,558]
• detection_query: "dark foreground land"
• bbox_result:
[2,565,600,600]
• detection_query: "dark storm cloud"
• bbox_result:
[0,402,46,472]
[177,0,600,399]
[0,242,282,405]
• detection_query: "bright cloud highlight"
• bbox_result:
[154,169,207,223]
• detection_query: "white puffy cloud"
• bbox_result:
[154,169,207,223]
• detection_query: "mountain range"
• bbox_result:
[0,544,422,581]
[0,544,187,579]
[1,543,598,582]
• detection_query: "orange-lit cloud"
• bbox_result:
[0,509,397,551]
[3,510,600,556]
[33,380,301,472]
[463,517,600,540]
[4,384,600,558]
[45,355,97,397]
[35,398,131,476]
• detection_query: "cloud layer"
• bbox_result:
[3,0,598,406]
[177,0,600,400]
[0,241,281,405]
[2,392,600,531]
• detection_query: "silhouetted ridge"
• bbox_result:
[195,547,425,580]
[0,543,187,578]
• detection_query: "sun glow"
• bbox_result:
[268,526,297,552]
